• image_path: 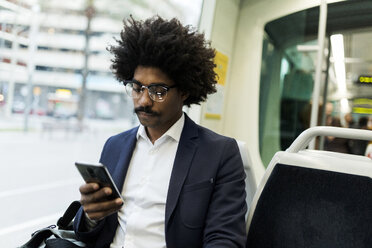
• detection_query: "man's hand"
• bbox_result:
[79,183,123,221]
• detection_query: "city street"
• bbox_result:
[0,118,132,247]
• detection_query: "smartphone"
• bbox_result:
[75,162,123,201]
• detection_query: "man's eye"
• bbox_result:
[155,91,166,96]
[132,84,142,92]
[152,87,167,95]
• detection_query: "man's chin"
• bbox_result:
[137,113,157,126]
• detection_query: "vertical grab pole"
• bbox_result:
[23,5,40,132]
[309,0,327,149]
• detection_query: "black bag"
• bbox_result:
[19,201,86,248]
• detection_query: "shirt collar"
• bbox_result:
[136,113,185,142]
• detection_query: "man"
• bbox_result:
[74,15,247,248]
[344,112,355,128]
[348,116,369,155]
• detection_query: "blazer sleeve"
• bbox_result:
[73,136,112,244]
[203,138,247,248]
[73,208,106,245]
[73,128,137,246]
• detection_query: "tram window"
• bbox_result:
[258,0,372,166]
[259,11,317,166]
[0,1,203,246]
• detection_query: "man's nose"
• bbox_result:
[137,88,153,106]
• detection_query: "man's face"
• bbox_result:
[132,66,187,137]
[345,113,352,123]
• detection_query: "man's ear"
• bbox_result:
[181,91,189,102]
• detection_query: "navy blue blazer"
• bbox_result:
[74,114,247,248]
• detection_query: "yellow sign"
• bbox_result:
[353,98,372,105]
[204,50,229,120]
[358,76,372,84]
[56,89,72,98]
[204,113,221,120]
[353,107,372,114]
[214,51,228,86]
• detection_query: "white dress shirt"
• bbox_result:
[110,114,185,248]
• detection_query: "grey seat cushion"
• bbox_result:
[246,163,372,248]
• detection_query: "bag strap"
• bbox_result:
[20,201,83,248]
[57,201,81,230]
[20,228,55,248]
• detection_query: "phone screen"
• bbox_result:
[75,162,123,201]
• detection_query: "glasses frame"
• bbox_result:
[124,79,177,102]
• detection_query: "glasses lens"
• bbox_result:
[125,82,142,98]
[148,85,168,102]
[125,83,132,97]
[125,81,170,102]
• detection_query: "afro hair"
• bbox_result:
[108,15,217,107]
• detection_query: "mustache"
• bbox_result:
[134,106,159,116]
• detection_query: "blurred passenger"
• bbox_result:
[325,114,333,126]
[348,116,369,155]
[344,112,356,128]
[73,16,247,248]
[324,117,350,153]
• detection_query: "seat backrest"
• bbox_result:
[246,127,372,248]
[236,141,256,214]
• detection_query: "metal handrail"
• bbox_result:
[286,126,372,153]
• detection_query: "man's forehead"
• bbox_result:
[133,66,173,84]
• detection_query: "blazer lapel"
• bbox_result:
[165,115,198,226]
[112,127,138,191]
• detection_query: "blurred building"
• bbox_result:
[0,0,202,120]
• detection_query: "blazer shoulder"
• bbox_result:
[184,114,236,144]
[100,126,138,163]
[196,124,237,145]
[106,126,138,145]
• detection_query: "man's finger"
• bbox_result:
[84,198,123,213]
[86,208,119,221]
[80,187,113,205]
[79,183,100,194]
[84,198,123,220]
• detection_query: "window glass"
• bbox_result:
[259,8,317,166]
[0,0,203,246]
[259,0,372,166]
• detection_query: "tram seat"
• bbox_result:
[246,127,372,248]
[236,141,257,217]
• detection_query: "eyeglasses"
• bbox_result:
[124,79,177,102]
